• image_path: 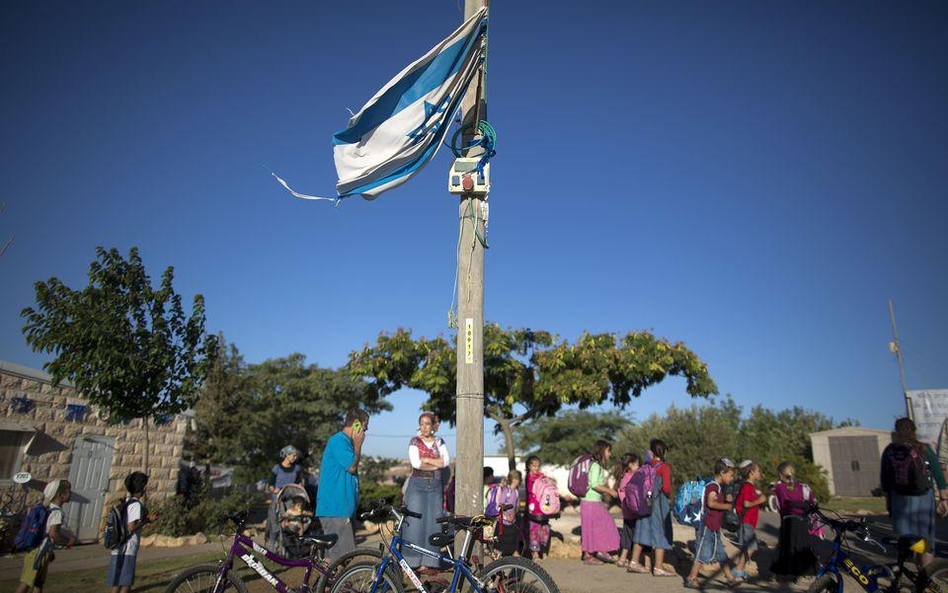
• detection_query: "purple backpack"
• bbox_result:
[568,454,594,498]
[623,462,660,518]
[485,484,518,524]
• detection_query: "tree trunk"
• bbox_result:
[143,416,150,474]
[497,417,517,472]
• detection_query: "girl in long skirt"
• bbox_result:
[580,441,620,565]
[402,413,450,573]
[629,439,675,577]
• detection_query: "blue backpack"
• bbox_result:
[14,503,50,551]
[674,477,711,527]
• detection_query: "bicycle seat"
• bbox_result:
[428,532,454,547]
[436,515,491,529]
[882,535,927,554]
[301,533,339,549]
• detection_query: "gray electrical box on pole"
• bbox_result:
[454,0,488,554]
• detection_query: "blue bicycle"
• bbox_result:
[329,503,559,593]
[807,504,948,593]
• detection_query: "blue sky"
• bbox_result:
[1,1,946,458]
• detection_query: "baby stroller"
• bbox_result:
[267,483,321,558]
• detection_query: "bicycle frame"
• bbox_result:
[214,532,326,593]
[371,529,485,593]
[817,534,894,593]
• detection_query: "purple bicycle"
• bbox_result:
[164,510,381,593]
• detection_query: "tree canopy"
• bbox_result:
[186,345,392,482]
[347,324,717,467]
[514,410,633,466]
[22,246,216,470]
[611,397,852,501]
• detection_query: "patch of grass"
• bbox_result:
[825,496,888,515]
[0,551,225,593]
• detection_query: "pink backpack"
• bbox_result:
[568,454,594,497]
[530,475,561,516]
[623,462,660,518]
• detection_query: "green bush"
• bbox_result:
[358,482,403,514]
[144,490,260,537]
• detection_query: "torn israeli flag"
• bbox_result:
[276,8,488,202]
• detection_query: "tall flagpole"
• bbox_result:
[455,0,488,552]
[888,299,912,419]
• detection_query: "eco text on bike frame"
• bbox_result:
[811,506,911,593]
[362,505,488,593]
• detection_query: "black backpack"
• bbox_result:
[103,499,131,550]
[722,481,744,532]
[882,444,930,496]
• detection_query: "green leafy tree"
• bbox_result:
[185,335,255,474]
[614,397,848,501]
[348,325,717,469]
[239,354,392,482]
[21,246,216,471]
[514,410,633,466]
[360,456,402,484]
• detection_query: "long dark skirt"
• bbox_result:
[771,515,818,577]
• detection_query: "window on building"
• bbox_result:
[0,430,30,482]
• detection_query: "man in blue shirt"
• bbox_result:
[316,408,369,560]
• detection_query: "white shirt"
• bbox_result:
[111,498,142,556]
[46,504,63,534]
[409,437,450,470]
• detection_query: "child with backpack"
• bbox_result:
[615,453,649,569]
[628,439,674,576]
[580,440,620,565]
[684,458,740,589]
[525,455,552,561]
[733,460,767,580]
[487,470,522,557]
[15,479,75,593]
[107,472,158,593]
[882,417,948,569]
[770,461,818,578]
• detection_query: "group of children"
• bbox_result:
[16,471,156,593]
[576,438,776,588]
[479,455,557,560]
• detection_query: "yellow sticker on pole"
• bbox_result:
[465,318,474,364]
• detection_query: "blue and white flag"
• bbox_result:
[275,8,488,202]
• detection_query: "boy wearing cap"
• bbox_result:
[685,459,739,589]
[733,460,767,580]
[16,479,75,593]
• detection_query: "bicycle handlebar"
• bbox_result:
[358,502,422,522]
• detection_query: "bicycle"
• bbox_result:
[806,503,948,593]
[329,502,559,593]
[164,510,383,593]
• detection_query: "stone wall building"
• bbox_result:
[0,360,187,543]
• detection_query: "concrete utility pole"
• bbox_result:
[888,299,912,419]
[454,0,488,550]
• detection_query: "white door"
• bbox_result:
[64,435,115,542]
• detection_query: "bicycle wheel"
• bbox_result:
[477,556,560,593]
[164,564,249,593]
[315,547,384,593]
[919,558,948,593]
[329,561,404,593]
[808,574,841,593]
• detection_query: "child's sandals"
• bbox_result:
[683,578,701,589]
[616,559,630,568]
[652,568,677,577]
[626,562,649,574]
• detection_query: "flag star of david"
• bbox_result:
[407,97,450,144]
